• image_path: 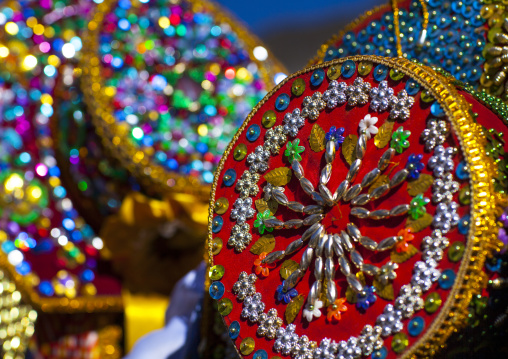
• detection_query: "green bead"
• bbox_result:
[448,241,465,262]
[239,337,255,355]
[358,61,373,76]
[421,91,434,103]
[391,333,408,353]
[209,265,225,280]
[233,143,247,161]
[389,68,404,81]
[459,186,471,205]
[425,292,442,313]
[327,65,341,80]
[211,237,223,255]
[217,298,233,316]
[261,110,277,128]
[291,78,306,96]
[214,197,229,214]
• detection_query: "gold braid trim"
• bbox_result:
[80,0,287,202]
[206,55,501,358]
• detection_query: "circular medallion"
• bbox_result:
[207,56,501,358]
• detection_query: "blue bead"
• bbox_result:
[223,169,236,186]
[341,60,356,79]
[371,346,388,359]
[405,79,420,96]
[212,216,223,233]
[430,102,445,117]
[39,281,55,296]
[228,321,240,339]
[253,350,268,359]
[458,214,470,235]
[408,316,425,336]
[310,69,325,86]
[275,93,290,111]
[456,161,469,180]
[209,281,225,300]
[246,124,261,142]
[438,269,456,289]
[373,65,388,82]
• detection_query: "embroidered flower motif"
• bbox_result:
[396,228,414,253]
[254,210,275,234]
[254,252,276,277]
[235,171,260,198]
[230,197,255,224]
[356,286,377,311]
[395,284,424,318]
[285,139,305,162]
[421,119,448,151]
[433,201,459,233]
[276,281,298,303]
[228,223,252,252]
[428,145,456,178]
[369,80,396,112]
[232,271,257,301]
[408,194,430,220]
[376,304,403,337]
[405,154,425,179]
[301,92,325,120]
[346,77,371,106]
[303,300,323,322]
[241,292,265,322]
[390,126,411,153]
[323,80,347,109]
[274,324,299,356]
[411,259,440,291]
[432,172,459,204]
[325,126,345,148]
[390,90,414,121]
[264,126,287,155]
[246,145,270,173]
[257,308,283,339]
[358,114,378,139]
[421,229,449,261]
[326,298,348,322]
[283,108,305,137]
[377,262,399,285]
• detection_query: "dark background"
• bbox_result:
[215,0,386,72]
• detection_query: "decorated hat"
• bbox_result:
[80,0,286,201]
[308,0,508,102]
[206,55,507,359]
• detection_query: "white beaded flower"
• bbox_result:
[369,81,396,112]
[432,173,459,204]
[274,324,300,356]
[235,171,260,198]
[394,284,424,318]
[376,304,403,337]
[411,259,440,291]
[433,201,460,233]
[421,119,449,151]
[241,292,265,322]
[323,80,348,109]
[358,114,379,139]
[228,223,252,252]
[303,300,323,322]
[427,145,456,178]
[390,90,414,121]
[247,145,270,173]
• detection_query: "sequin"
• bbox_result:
[214,197,229,214]
[218,298,233,316]
[253,349,268,359]
[456,161,469,180]
[373,65,388,82]
[459,185,471,205]
[229,321,241,339]
[408,316,425,336]
[209,265,225,280]
[341,60,356,79]
[448,241,465,262]
[371,346,388,359]
[358,61,373,76]
[438,269,456,289]
[424,292,442,313]
[209,281,225,299]
[391,333,408,353]
[405,79,420,96]
[211,238,223,255]
[262,110,277,128]
[239,337,256,355]
[310,69,325,86]
[389,68,404,81]
[234,144,248,161]
[421,91,435,103]
[291,78,306,96]
[246,124,261,142]
[327,65,341,80]
[212,216,224,233]
[431,102,445,117]
[223,169,236,186]
[275,94,290,111]
[458,214,470,235]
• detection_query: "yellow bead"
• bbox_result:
[214,197,229,214]
[239,337,255,355]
